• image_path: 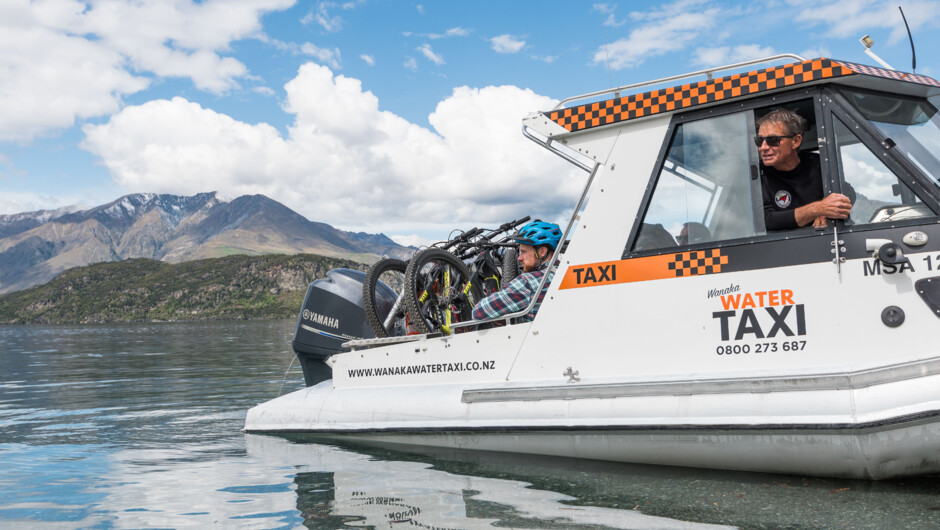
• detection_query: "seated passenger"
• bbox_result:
[471,220,561,324]
[757,109,855,230]
[632,223,676,252]
[677,221,710,245]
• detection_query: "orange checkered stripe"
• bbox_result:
[833,59,940,87]
[558,249,730,289]
[667,249,729,277]
[547,58,886,133]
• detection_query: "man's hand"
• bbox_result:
[816,193,853,219]
[795,193,853,227]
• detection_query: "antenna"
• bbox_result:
[601,25,613,89]
[899,6,916,73]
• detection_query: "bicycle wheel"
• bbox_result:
[500,247,518,286]
[362,258,408,338]
[404,248,482,335]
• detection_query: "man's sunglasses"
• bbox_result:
[754,134,797,147]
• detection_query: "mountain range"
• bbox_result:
[0,192,412,294]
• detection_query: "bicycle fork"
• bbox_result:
[441,269,453,334]
[382,292,405,330]
[416,267,475,336]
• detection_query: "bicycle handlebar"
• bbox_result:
[441,227,484,250]
[473,215,531,245]
[436,215,532,254]
[497,215,530,233]
[454,240,516,260]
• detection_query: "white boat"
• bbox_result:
[246,54,940,480]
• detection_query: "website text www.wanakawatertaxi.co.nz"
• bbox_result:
[347,360,496,378]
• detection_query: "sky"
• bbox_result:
[1,0,939,246]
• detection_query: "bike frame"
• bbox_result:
[446,143,600,331]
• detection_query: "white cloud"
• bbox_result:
[301,43,342,69]
[388,233,428,247]
[798,47,832,61]
[82,97,289,193]
[79,63,578,237]
[490,34,526,54]
[360,54,375,66]
[417,43,445,65]
[693,44,776,67]
[0,23,148,142]
[0,190,92,216]
[302,2,344,32]
[0,0,295,142]
[404,56,418,71]
[593,3,627,27]
[405,27,471,40]
[432,27,470,39]
[77,0,295,93]
[263,37,343,70]
[593,0,720,70]
[444,27,470,37]
[794,1,940,43]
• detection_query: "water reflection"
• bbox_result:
[3,436,733,528]
[250,436,732,529]
[282,438,940,530]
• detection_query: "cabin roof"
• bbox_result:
[545,58,940,134]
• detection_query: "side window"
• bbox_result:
[630,112,759,254]
[833,115,933,224]
[842,89,940,187]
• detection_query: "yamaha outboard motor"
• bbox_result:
[292,268,384,386]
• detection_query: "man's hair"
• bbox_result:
[756,108,807,137]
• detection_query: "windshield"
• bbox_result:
[840,89,940,191]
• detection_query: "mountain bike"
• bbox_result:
[361,226,485,338]
[361,257,409,338]
[403,217,529,335]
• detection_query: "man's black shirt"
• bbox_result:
[760,152,855,231]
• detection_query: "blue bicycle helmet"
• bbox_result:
[511,220,562,250]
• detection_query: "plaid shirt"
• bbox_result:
[471,264,554,323]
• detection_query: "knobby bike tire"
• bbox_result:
[362,257,409,338]
[500,248,518,286]
[404,248,482,335]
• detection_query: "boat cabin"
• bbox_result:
[517,56,940,379]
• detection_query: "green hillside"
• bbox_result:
[0,254,367,324]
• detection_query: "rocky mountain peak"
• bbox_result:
[0,192,412,294]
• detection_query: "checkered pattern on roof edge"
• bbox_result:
[545,58,939,133]
[833,59,940,87]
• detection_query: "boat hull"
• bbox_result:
[281,422,940,480]
[245,367,940,480]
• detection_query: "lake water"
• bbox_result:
[2,320,939,529]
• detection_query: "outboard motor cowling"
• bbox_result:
[292,268,375,386]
